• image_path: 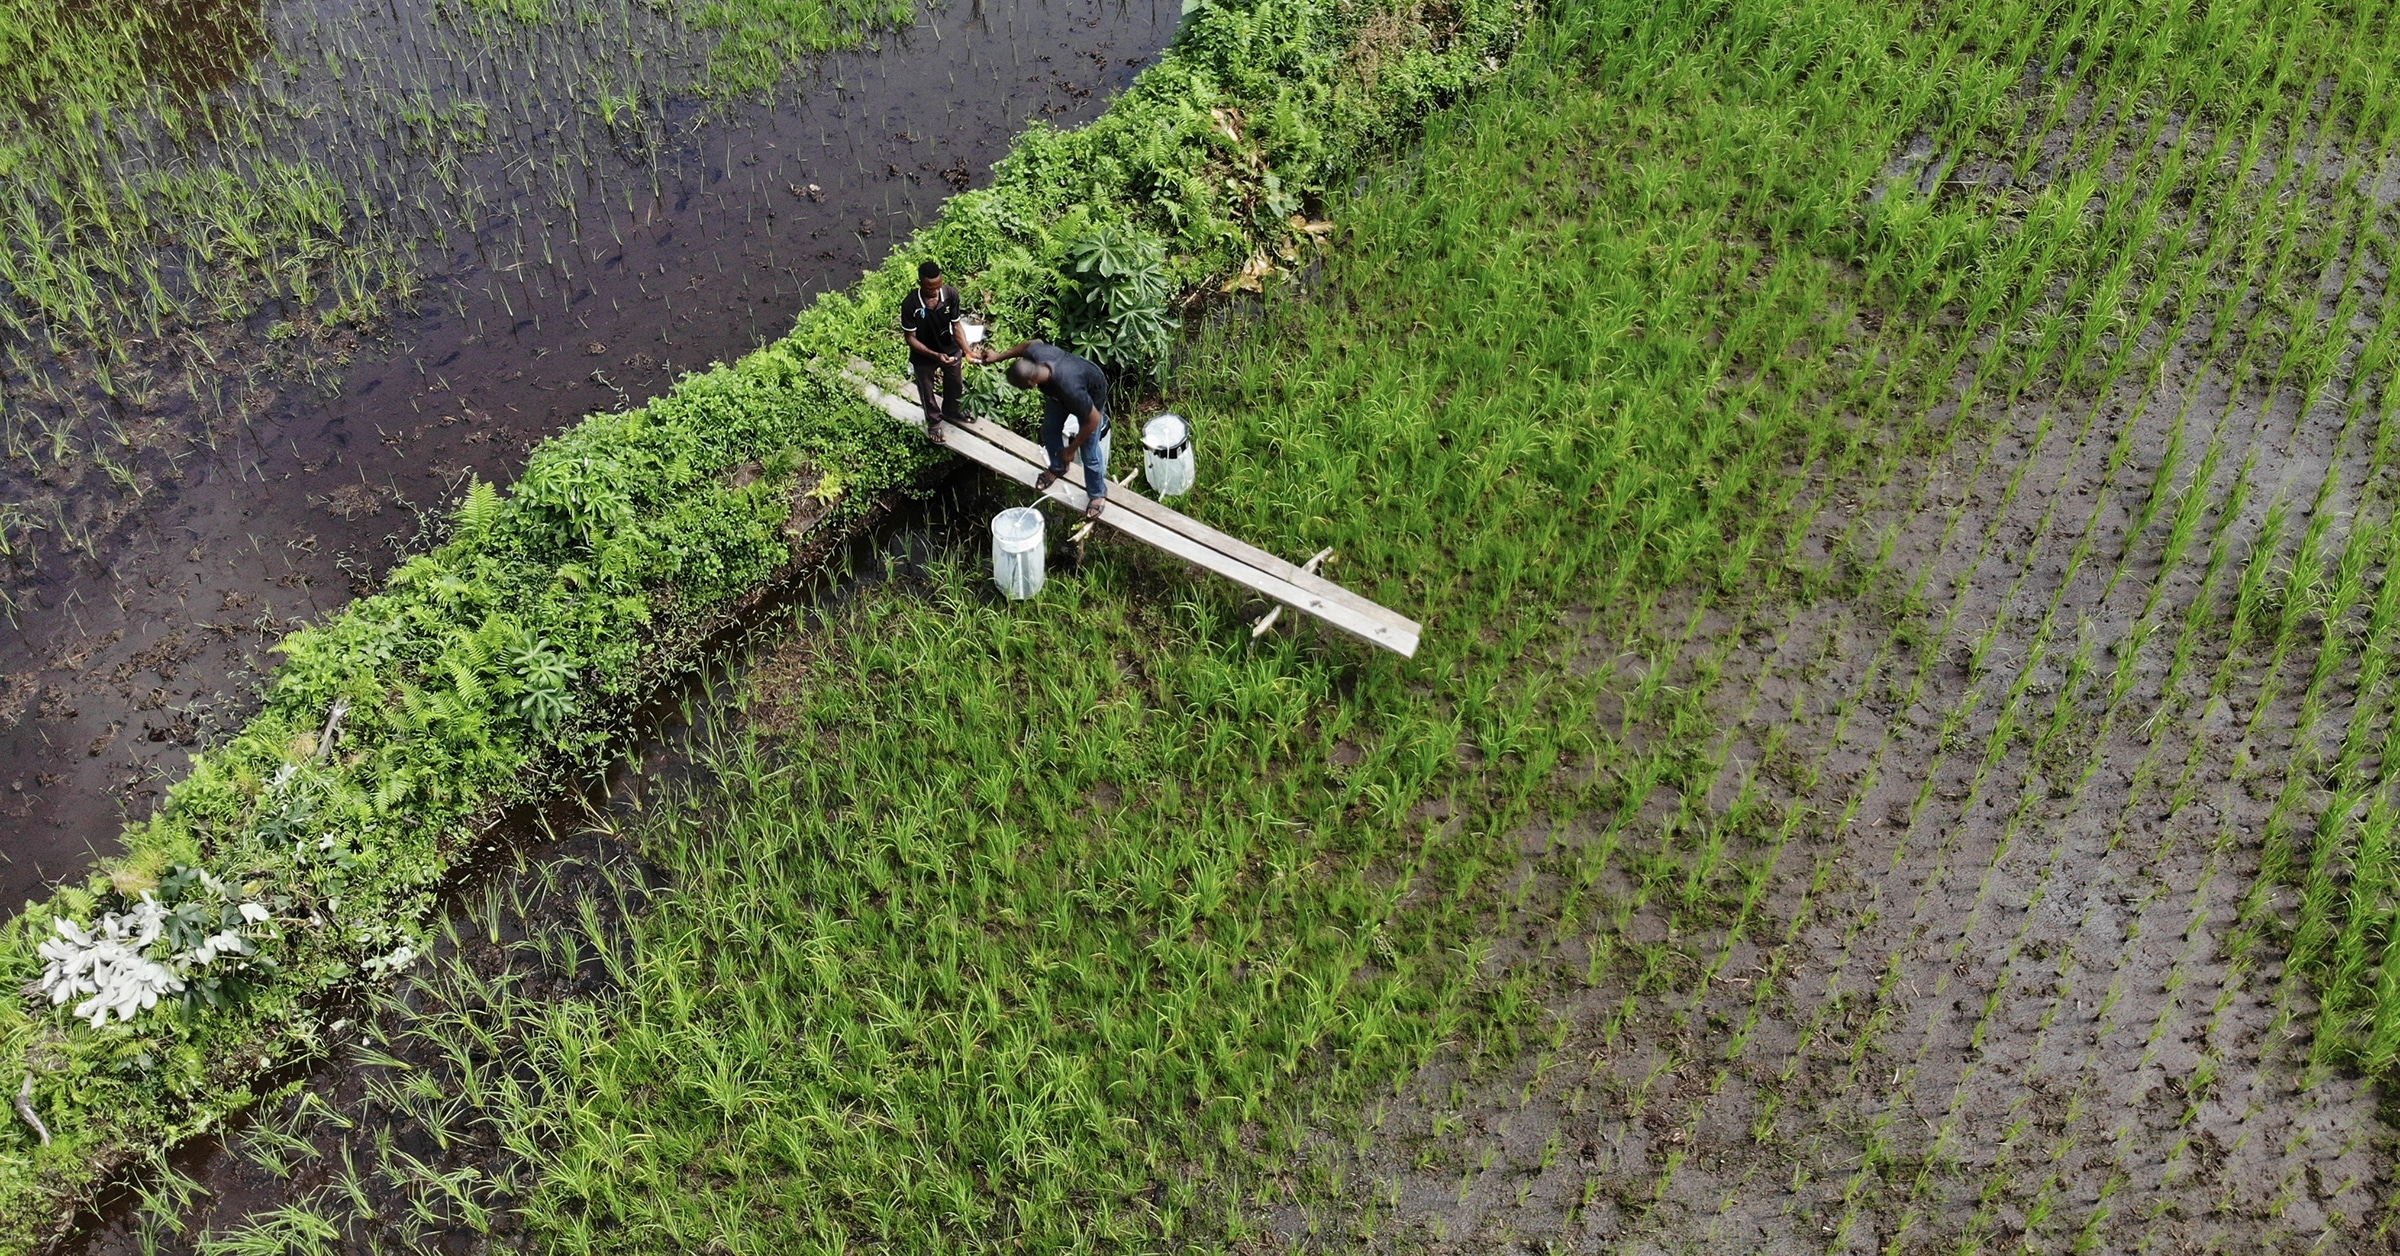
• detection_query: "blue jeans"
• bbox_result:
[1040,411,1111,498]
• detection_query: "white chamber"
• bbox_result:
[1059,415,1113,483]
[1143,413,1194,497]
[991,507,1046,600]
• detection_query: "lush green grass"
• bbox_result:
[264,0,2400,1249]
[62,0,2400,1246]
[0,0,1519,1241]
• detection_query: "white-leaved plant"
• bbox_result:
[31,868,277,1028]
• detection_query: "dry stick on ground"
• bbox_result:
[14,1073,47,1149]
[1253,549,1335,637]
[312,696,352,764]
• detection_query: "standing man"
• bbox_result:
[901,260,964,443]
[971,339,1111,520]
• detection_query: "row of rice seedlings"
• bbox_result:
[1949,71,2400,1242]
[1900,184,2358,1234]
[1479,54,2011,1173]
[1689,9,2380,1239]
[1451,2,2175,1226]
[1599,72,2122,1197]
[1441,0,2395,1238]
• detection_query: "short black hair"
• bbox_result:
[1007,358,1046,389]
[918,260,943,280]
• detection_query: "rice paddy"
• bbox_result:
[24,0,2400,1249]
[49,0,2400,1250]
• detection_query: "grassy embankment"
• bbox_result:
[169,0,2400,1249]
[0,0,1521,1244]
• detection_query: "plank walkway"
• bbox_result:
[843,359,1421,657]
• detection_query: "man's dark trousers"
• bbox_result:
[915,358,961,427]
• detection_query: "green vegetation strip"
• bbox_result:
[0,0,1522,1242]
[152,0,2400,1249]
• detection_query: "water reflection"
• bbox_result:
[18,0,268,103]
[139,0,271,96]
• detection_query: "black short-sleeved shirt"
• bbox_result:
[900,284,962,363]
[1024,341,1109,421]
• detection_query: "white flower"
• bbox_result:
[180,929,252,968]
[359,944,418,976]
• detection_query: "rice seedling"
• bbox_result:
[19,0,2400,1249]
[0,0,1524,1240]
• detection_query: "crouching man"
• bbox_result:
[970,339,1111,521]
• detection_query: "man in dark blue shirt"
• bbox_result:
[971,339,1112,520]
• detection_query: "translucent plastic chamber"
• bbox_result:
[1143,413,1194,497]
[991,506,1046,599]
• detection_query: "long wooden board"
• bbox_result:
[843,361,1420,657]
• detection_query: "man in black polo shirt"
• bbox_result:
[900,260,964,442]
[970,338,1112,520]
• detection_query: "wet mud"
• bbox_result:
[1273,320,2398,1251]
[0,0,1177,907]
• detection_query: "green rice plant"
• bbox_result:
[0,0,1533,1238]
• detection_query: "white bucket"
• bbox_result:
[991,506,1046,600]
[1143,413,1194,497]
[1059,416,1112,484]
[958,316,987,347]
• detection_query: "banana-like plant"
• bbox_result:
[1052,223,1178,385]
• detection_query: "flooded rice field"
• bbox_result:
[0,0,1177,905]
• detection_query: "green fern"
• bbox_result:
[455,479,504,540]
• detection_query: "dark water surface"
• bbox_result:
[0,0,1176,906]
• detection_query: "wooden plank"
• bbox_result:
[846,360,1419,645]
[841,361,1420,656]
[958,414,1419,643]
[1252,547,1334,638]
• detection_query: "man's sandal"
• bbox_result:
[926,419,947,444]
[1084,498,1107,522]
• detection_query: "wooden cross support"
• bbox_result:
[843,359,1421,657]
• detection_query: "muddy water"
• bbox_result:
[0,0,1177,906]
